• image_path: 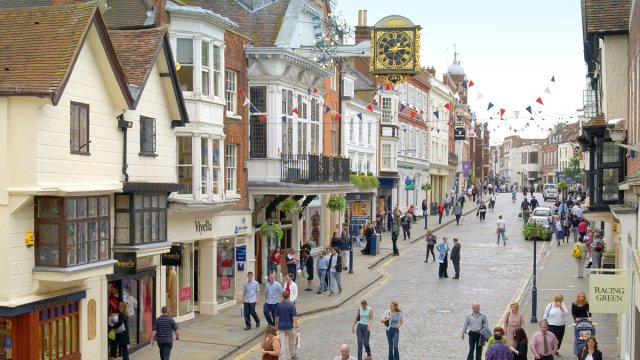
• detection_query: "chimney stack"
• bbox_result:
[355,9,371,44]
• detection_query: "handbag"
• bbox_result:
[302,268,308,279]
[108,329,116,341]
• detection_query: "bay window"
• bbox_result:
[176,39,194,92]
[213,45,221,97]
[174,37,223,97]
[176,136,223,198]
[201,138,209,195]
[177,137,193,194]
[201,41,210,96]
[382,143,392,170]
[114,193,168,245]
[212,139,220,195]
[35,196,110,268]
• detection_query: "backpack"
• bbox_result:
[572,244,581,258]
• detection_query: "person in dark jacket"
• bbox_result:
[303,249,314,291]
[530,195,539,211]
[401,212,412,240]
[578,336,603,360]
[391,224,400,256]
[111,302,130,360]
[450,238,461,279]
[361,222,374,255]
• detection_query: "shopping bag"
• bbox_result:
[437,253,445,263]
[108,329,116,341]
[503,234,509,241]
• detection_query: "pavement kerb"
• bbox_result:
[225,208,477,360]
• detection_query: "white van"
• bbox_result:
[543,183,557,201]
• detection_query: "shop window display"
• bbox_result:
[0,318,12,359]
[177,244,193,316]
[216,240,235,303]
[38,301,80,360]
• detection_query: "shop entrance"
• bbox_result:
[256,228,292,282]
[107,269,156,353]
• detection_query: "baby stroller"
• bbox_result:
[573,318,596,357]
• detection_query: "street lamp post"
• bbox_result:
[530,237,538,323]
[266,219,275,280]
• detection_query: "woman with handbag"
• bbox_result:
[543,294,569,356]
[352,299,373,360]
[381,300,403,360]
[110,302,130,360]
[302,249,314,291]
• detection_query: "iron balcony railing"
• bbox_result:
[280,153,350,184]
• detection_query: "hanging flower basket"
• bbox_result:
[259,222,283,241]
[281,198,302,214]
[421,183,432,191]
[327,195,347,213]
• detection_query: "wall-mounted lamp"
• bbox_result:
[117,113,133,129]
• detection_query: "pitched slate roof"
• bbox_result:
[102,0,154,29]
[583,0,630,35]
[109,28,166,88]
[191,0,290,46]
[0,3,132,106]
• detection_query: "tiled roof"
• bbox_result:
[191,0,290,46]
[0,4,96,98]
[583,0,630,35]
[102,0,153,29]
[0,0,51,8]
[109,28,166,88]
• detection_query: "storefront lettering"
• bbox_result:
[594,286,625,302]
[33,297,69,311]
[195,220,213,235]
[114,253,137,275]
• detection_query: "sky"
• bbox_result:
[334,0,586,144]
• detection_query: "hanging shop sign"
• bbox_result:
[235,245,247,262]
[589,273,631,314]
[454,127,466,140]
[161,245,182,266]
[114,252,137,275]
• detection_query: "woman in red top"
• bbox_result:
[260,326,281,360]
[269,246,282,276]
[437,203,445,225]
[578,219,588,237]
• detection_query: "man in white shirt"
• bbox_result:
[496,215,507,245]
[572,203,584,219]
[333,344,357,360]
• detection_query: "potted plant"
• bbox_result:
[259,222,284,241]
[327,195,347,213]
[522,222,550,241]
[281,198,302,214]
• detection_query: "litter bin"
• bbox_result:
[430,202,438,215]
[369,234,381,255]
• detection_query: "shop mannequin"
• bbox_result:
[167,266,178,317]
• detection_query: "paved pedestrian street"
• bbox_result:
[232,193,542,360]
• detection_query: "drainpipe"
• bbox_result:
[118,113,133,182]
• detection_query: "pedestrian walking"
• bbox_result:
[351,299,373,360]
[316,250,329,294]
[391,223,399,256]
[459,193,466,209]
[274,291,299,360]
[302,249,314,291]
[572,216,580,243]
[453,202,463,225]
[496,215,507,245]
[543,294,569,356]
[110,302,130,360]
[263,274,283,326]
[260,325,281,360]
[573,237,587,278]
[563,217,572,243]
[478,202,487,221]
[424,228,436,262]
[450,238,461,279]
[554,216,564,246]
[591,233,605,269]
[436,237,450,278]
[444,195,451,215]
[489,193,496,210]
[529,320,558,360]
[150,306,179,360]
[392,206,402,228]
[578,336,603,360]
[504,302,524,348]
[361,223,374,255]
[381,300,403,360]
[520,197,530,221]
[530,195,539,211]
[283,273,298,303]
[328,247,343,296]
[485,329,511,360]
[487,326,507,347]
[437,202,444,224]
[460,303,488,360]
[285,248,298,282]
[242,271,261,330]
[422,199,429,228]
[269,246,282,276]
[334,344,357,360]
[511,187,517,203]
[400,212,412,240]
[510,328,529,360]
[571,290,591,321]
[375,210,384,233]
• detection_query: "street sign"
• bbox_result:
[454,127,466,140]
[404,177,415,190]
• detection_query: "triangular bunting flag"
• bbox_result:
[400,103,406,112]
[514,110,520,119]
[357,113,363,120]
[499,108,505,117]
[379,85,384,91]
[238,88,244,96]
[444,103,451,110]
[251,105,259,113]
[292,107,299,115]
[410,110,417,119]
[281,116,287,124]
[325,106,331,114]
[460,81,468,89]
[307,87,311,94]
[487,102,494,111]
[433,110,439,119]
[313,86,318,94]
[367,104,373,112]
[526,106,532,114]
[335,113,342,120]
[476,93,484,100]
[536,97,544,105]
[544,87,551,94]
[468,80,474,87]
[243,98,250,106]
[259,114,266,122]
[385,84,392,91]
[551,76,555,82]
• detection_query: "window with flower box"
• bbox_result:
[35,196,110,268]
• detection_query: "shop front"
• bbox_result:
[167,210,253,315]
[346,192,374,241]
[377,177,398,232]
[0,290,86,360]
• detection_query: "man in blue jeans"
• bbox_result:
[263,273,283,326]
[242,271,261,330]
[151,306,179,360]
[460,303,488,360]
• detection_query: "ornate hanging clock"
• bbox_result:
[370,15,421,85]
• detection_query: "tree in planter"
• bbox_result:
[421,183,432,205]
[557,181,568,201]
[522,222,551,241]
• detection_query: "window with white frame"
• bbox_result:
[176,136,222,198]
[225,144,237,192]
[174,37,222,97]
[349,118,354,142]
[358,120,364,144]
[282,89,294,154]
[212,139,220,195]
[177,137,193,194]
[176,38,194,92]
[201,41,210,96]
[297,94,308,154]
[381,97,392,123]
[225,70,237,113]
[201,138,209,195]
[213,45,221,97]
[310,98,320,154]
[367,123,372,146]
[382,143,392,169]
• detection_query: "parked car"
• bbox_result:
[543,187,558,201]
[531,207,553,223]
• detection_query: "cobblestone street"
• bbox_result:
[234,193,543,360]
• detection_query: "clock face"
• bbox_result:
[377,31,414,68]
